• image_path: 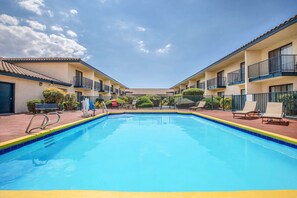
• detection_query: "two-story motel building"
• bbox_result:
[0,57,127,113]
[171,15,297,97]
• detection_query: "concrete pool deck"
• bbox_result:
[1,110,297,197]
[0,109,296,143]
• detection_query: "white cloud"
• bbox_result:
[137,41,149,54]
[0,14,19,26]
[51,25,63,32]
[156,44,171,54]
[136,26,146,32]
[67,30,77,38]
[0,16,87,58]
[47,10,54,17]
[18,0,45,15]
[69,9,78,16]
[26,20,46,31]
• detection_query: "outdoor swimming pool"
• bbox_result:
[0,113,297,191]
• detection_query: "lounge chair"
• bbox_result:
[232,101,257,118]
[261,102,288,125]
[189,101,206,111]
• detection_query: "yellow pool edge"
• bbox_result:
[1,110,297,150]
[1,190,297,198]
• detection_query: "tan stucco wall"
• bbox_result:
[0,75,68,113]
[14,62,69,83]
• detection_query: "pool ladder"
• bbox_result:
[25,112,60,134]
[102,102,109,113]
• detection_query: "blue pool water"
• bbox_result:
[0,113,297,191]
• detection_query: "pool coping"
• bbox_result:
[1,190,297,198]
[1,111,297,154]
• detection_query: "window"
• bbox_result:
[240,62,245,81]
[75,91,82,102]
[217,91,224,97]
[269,84,293,93]
[196,80,200,88]
[75,70,83,86]
[217,71,224,86]
[100,80,103,90]
[268,44,293,73]
[240,89,246,95]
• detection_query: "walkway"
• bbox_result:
[0,109,296,143]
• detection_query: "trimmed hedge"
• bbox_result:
[136,96,154,108]
[182,88,204,96]
[42,87,65,104]
[27,99,44,113]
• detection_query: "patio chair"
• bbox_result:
[261,102,288,125]
[232,101,257,119]
[111,100,119,109]
[189,101,206,111]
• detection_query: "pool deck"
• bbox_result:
[1,109,297,198]
[0,109,296,143]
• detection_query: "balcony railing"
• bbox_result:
[73,76,93,89]
[227,69,245,85]
[189,85,195,88]
[198,81,205,90]
[248,55,297,81]
[94,81,102,91]
[207,77,226,90]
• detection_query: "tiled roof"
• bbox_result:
[171,14,297,88]
[2,57,81,62]
[3,57,128,88]
[0,60,72,86]
[126,88,174,95]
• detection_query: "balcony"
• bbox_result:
[73,76,93,89]
[198,81,205,90]
[248,55,297,82]
[207,77,226,90]
[227,69,245,85]
[94,81,102,91]
[189,85,195,88]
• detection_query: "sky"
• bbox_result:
[0,0,297,88]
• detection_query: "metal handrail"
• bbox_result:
[45,112,61,127]
[25,114,49,134]
[25,112,61,134]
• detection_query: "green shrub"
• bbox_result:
[182,88,204,96]
[136,96,153,108]
[137,102,154,108]
[278,93,297,116]
[174,94,182,98]
[27,99,44,113]
[182,88,204,102]
[63,93,79,110]
[147,95,161,107]
[202,97,220,109]
[220,98,232,110]
[42,87,65,104]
